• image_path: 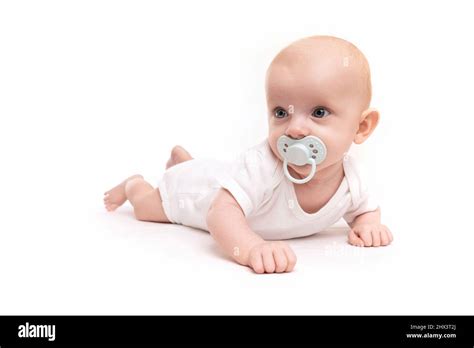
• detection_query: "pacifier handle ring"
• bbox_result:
[283,158,316,184]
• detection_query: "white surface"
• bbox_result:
[1,0,474,315]
[1,199,473,315]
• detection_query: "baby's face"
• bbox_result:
[266,37,371,179]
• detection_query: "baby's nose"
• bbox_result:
[286,114,311,139]
[286,124,310,140]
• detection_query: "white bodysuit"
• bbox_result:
[157,139,379,240]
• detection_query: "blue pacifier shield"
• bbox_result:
[277,135,327,184]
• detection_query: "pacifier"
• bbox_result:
[277,135,327,184]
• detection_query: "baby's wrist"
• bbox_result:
[350,209,381,228]
[234,237,264,266]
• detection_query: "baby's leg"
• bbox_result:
[104,145,193,222]
[104,175,170,223]
[166,145,193,169]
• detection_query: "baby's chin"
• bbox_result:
[286,160,338,177]
[287,163,313,177]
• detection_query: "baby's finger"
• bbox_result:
[283,246,297,272]
[380,228,390,246]
[262,246,276,273]
[386,227,394,242]
[360,230,372,247]
[272,247,287,273]
[371,228,381,247]
[348,229,364,247]
[249,251,264,274]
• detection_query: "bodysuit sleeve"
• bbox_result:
[342,155,380,224]
[214,140,281,217]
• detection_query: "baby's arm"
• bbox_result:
[206,188,297,273]
[347,208,393,247]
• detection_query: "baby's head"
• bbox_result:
[266,35,379,179]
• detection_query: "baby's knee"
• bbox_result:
[131,189,168,223]
[125,177,146,194]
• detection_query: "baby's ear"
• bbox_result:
[354,108,379,144]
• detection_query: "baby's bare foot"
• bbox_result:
[104,174,143,211]
[166,145,193,169]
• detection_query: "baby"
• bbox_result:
[104,35,393,274]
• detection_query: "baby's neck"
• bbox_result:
[290,159,345,214]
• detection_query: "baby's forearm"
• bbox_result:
[206,199,264,266]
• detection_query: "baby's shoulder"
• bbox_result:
[237,139,282,178]
[343,154,373,203]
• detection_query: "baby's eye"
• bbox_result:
[274,108,288,119]
[311,107,330,118]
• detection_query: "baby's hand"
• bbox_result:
[247,241,297,274]
[348,223,393,247]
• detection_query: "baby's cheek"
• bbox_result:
[266,134,280,158]
[268,129,283,152]
[322,133,352,163]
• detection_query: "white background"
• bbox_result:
[1,0,473,314]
